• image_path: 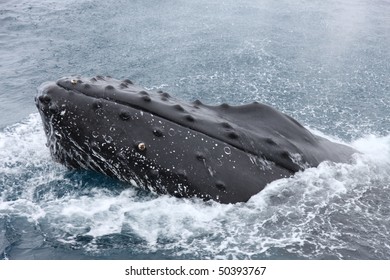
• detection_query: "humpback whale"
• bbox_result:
[35,76,357,203]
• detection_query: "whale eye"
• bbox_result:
[70,79,77,85]
[137,142,146,151]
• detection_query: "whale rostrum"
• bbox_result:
[35,76,357,203]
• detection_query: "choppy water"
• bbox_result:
[1,0,389,259]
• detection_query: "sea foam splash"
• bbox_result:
[1,114,389,259]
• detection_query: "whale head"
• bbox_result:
[35,75,356,203]
[36,76,290,203]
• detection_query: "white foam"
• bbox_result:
[0,114,49,167]
[1,115,389,259]
[352,134,390,163]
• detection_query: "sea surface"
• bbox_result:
[0,0,389,259]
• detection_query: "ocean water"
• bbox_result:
[0,0,389,259]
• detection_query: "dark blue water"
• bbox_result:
[1,0,389,259]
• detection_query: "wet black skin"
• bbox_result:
[35,76,357,203]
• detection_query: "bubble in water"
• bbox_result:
[92,131,99,138]
[103,135,113,143]
[168,128,176,136]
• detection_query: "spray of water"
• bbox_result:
[1,114,389,259]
